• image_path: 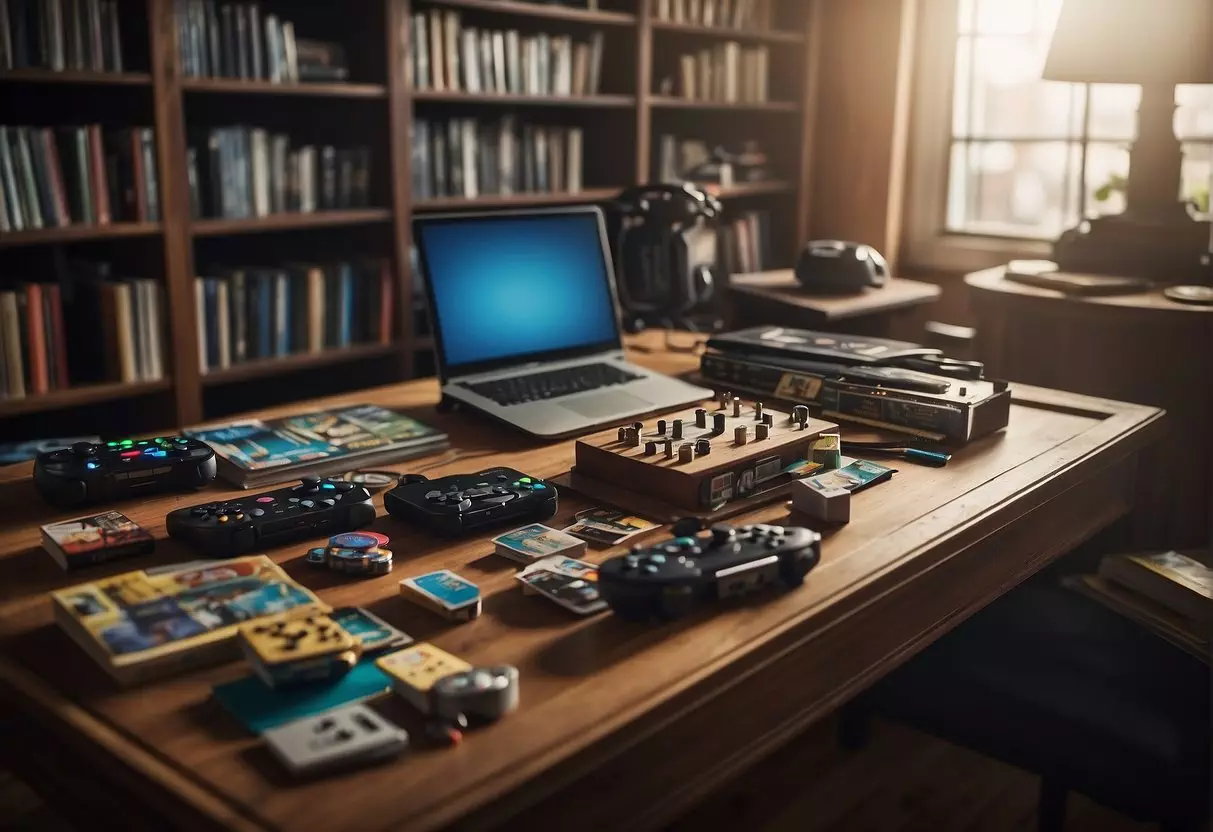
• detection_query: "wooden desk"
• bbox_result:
[0,332,1162,832]
[967,266,1213,549]
[727,271,941,341]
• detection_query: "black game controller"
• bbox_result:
[33,436,217,508]
[166,476,376,557]
[383,467,558,536]
[598,522,822,620]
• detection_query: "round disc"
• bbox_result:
[329,532,379,550]
[359,531,391,548]
[1164,285,1213,305]
[305,548,328,566]
[345,470,400,491]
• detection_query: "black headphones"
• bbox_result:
[612,183,723,332]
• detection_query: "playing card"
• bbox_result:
[330,607,412,654]
[263,703,409,777]
[515,568,607,615]
[563,508,657,546]
[520,556,599,580]
[492,523,587,564]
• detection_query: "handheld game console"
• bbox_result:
[383,467,557,536]
[167,476,376,556]
[598,522,822,620]
[33,436,217,507]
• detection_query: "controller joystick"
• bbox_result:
[384,467,558,536]
[598,522,822,621]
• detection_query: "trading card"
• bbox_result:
[492,523,587,564]
[521,556,598,580]
[783,458,824,478]
[563,508,657,546]
[515,569,607,615]
[399,570,481,621]
[330,607,412,654]
[807,459,896,494]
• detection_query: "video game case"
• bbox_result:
[40,510,154,571]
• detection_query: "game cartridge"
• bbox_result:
[399,570,482,621]
[238,610,362,689]
[375,642,472,713]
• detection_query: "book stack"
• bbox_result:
[720,209,771,274]
[407,9,604,97]
[654,0,777,29]
[0,281,68,399]
[194,260,393,373]
[668,42,769,103]
[186,127,370,219]
[175,2,344,83]
[186,403,449,489]
[1067,550,1211,662]
[0,0,124,72]
[412,115,583,201]
[0,125,160,231]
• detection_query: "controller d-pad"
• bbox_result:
[456,499,473,511]
[425,490,442,501]
[465,487,493,499]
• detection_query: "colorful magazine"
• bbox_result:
[52,556,327,685]
[186,403,448,487]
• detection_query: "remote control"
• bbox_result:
[33,436,217,508]
[166,476,376,557]
[598,522,822,621]
[384,467,557,536]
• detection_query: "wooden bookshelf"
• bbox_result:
[0,0,819,436]
[190,209,393,237]
[200,343,400,386]
[0,222,163,249]
[181,78,388,98]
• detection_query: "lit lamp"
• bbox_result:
[1043,0,1213,281]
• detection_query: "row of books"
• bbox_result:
[194,260,393,374]
[412,116,583,201]
[654,0,780,30]
[0,281,68,399]
[185,127,370,220]
[407,9,605,98]
[0,0,124,72]
[721,209,771,275]
[175,1,336,83]
[669,43,770,103]
[0,125,160,232]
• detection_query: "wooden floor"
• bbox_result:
[0,717,1152,831]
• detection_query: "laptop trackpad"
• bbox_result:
[560,391,650,419]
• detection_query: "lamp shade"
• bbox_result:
[1043,0,1213,84]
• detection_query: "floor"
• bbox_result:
[1,718,1152,832]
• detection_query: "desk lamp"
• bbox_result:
[1043,0,1213,286]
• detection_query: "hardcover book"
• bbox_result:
[52,556,328,685]
[186,403,448,488]
[41,510,154,571]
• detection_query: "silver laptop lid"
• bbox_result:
[412,206,625,382]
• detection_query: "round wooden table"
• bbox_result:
[966,267,1213,549]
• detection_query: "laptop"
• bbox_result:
[413,206,713,438]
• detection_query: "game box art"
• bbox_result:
[40,511,155,571]
[52,556,327,685]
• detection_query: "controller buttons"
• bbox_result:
[288,497,300,503]
[456,499,473,511]
[533,483,547,490]
[300,500,315,509]
[643,564,660,574]
[218,515,230,523]
[710,523,736,545]
[256,496,275,503]
[649,554,666,564]
[320,499,336,507]
[106,441,119,447]
[497,474,508,481]
[191,507,208,517]
[424,490,442,501]
[474,482,489,487]
[333,481,354,492]
[519,477,532,484]
[86,461,100,470]
[120,450,140,458]
[684,559,696,568]
[625,556,639,568]
[302,476,321,486]
[764,540,781,549]
[234,512,246,521]
[250,509,264,517]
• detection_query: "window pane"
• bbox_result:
[1088,84,1140,141]
[947,140,1081,239]
[970,0,1041,35]
[1182,142,1212,217]
[1176,85,1213,140]
[955,34,1085,138]
[1084,142,1131,217]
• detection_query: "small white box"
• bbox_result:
[790,477,851,524]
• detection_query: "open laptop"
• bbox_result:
[413,206,713,438]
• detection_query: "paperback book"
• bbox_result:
[52,556,327,685]
[185,403,448,488]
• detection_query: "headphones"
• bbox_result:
[612,183,723,332]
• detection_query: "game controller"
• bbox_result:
[429,665,520,724]
[33,436,217,507]
[384,467,558,536]
[166,476,377,557]
[598,522,822,620]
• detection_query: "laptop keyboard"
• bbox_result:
[460,363,642,407]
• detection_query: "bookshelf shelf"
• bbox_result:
[0,379,173,418]
[649,21,805,44]
[413,188,621,212]
[411,91,635,108]
[191,210,393,237]
[181,79,388,98]
[0,69,153,85]
[201,343,400,386]
[0,222,163,249]
[419,0,638,26]
[649,96,800,112]
[704,180,795,198]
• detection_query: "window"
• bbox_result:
[903,0,1213,271]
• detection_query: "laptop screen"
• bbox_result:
[415,209,622,375]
